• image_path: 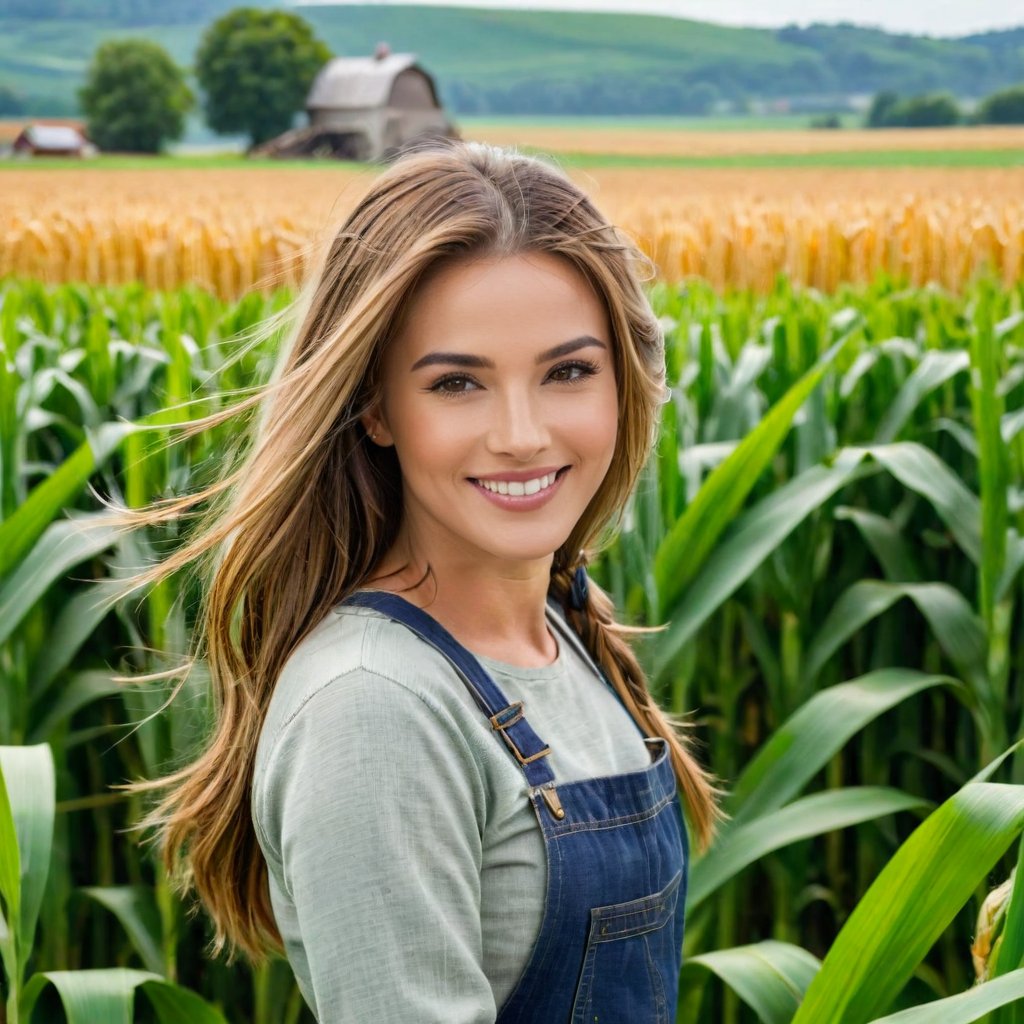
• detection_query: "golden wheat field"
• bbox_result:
[472,123,1024,157]
[2,162,1023,295]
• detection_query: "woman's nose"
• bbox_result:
[486,389,551,459]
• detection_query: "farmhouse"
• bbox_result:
[259,45,456,161]
[12,123,93,158]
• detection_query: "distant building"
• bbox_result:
[12,123,93,157]
[258,44,456,162]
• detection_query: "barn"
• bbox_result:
[12,123,92,158]
[259,45,456,161]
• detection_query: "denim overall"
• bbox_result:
[342,590,689,1024]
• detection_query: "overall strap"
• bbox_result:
[342,591,556,789]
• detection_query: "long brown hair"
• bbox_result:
[122,142,726,963]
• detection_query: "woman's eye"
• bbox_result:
[428,374,478,396]
[547,360,599,384]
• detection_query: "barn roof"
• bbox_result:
[306,53,433,110]
[18,124,86,151]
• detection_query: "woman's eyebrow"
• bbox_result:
[538,336,607,362]
[410,335,606,372]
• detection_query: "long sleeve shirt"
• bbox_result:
[251,597,653,1023]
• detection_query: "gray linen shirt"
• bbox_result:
[251,597,653,1023]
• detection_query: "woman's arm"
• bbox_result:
[253,668,495,1024]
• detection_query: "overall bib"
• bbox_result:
[342,590,689,1024]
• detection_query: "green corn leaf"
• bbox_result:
[21,969,232,1024]
[968,282,1009,634]
[792,782,1024,1023]
[28,581,121,701]
[868,967,1024,1023]
[688,786,927,912]
[29,671,137,744]
[990,832,1024,980]
[140,978,232,1023]
[833,506,922,582]
[0,755,21,971]
[726,670,957,824]
[1002,408,1024,445]
[996,532,1024,604]
[653,332,852,617]
[873,349,969,444]
[22,968,154,1024]
[801,581,987,693]
[869,442,982,566]
[0,415,136,577]
[679,940,820,1024]
[0,420,135,579]
[652,449,875,684]
[81,886,165,977]
[0,514,123,647]
[0,745,54,962]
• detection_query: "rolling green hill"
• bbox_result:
[0,1,1022,117]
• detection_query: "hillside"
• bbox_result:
[0,2,1022,117]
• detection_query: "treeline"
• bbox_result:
[866,85,1024,127]
[444,76,724,117]
[433,23,1024,116]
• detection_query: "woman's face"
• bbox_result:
[366,251,618,576]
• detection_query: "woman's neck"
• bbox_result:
[366,538,558,668]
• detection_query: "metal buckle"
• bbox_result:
[488,701,551,765]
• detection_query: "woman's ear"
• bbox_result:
[360,409,394,447]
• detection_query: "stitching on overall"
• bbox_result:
[548,789,679,837]
[495,794,566,1016]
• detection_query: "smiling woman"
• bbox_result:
[123,141,726,1024]
[362,253,619,620]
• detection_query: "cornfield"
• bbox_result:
[2,165,1023,295]
[2,272,1024,1021]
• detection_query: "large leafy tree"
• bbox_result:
[975,83,1024,124]
[78,39,193,153]
[195,7,332,148]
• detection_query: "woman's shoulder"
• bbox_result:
[252,603,498,868]
[268,602,475,716]
[258,602,487,766]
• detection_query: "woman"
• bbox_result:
[138,142,724,1023]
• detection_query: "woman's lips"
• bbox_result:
[468,467,569,511]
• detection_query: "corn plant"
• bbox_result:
[1,273,1022,1022]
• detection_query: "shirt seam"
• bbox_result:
[254,642,493,848]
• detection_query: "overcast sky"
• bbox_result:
[295,0,1023,37]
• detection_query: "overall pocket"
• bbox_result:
[570,867,684,1024]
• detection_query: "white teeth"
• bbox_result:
[477,472,558,496]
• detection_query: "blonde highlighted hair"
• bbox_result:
[124,142,725,962]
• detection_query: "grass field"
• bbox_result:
[4,121,1023,171]
[3,149,1021,171]
[471,123,1024,157]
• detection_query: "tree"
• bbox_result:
[897,93,961,127]
[195,7,331,148]
[974,83,1024,124]
[865,89,961,128]
[866,89,899,127]
[77,39,193,153]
